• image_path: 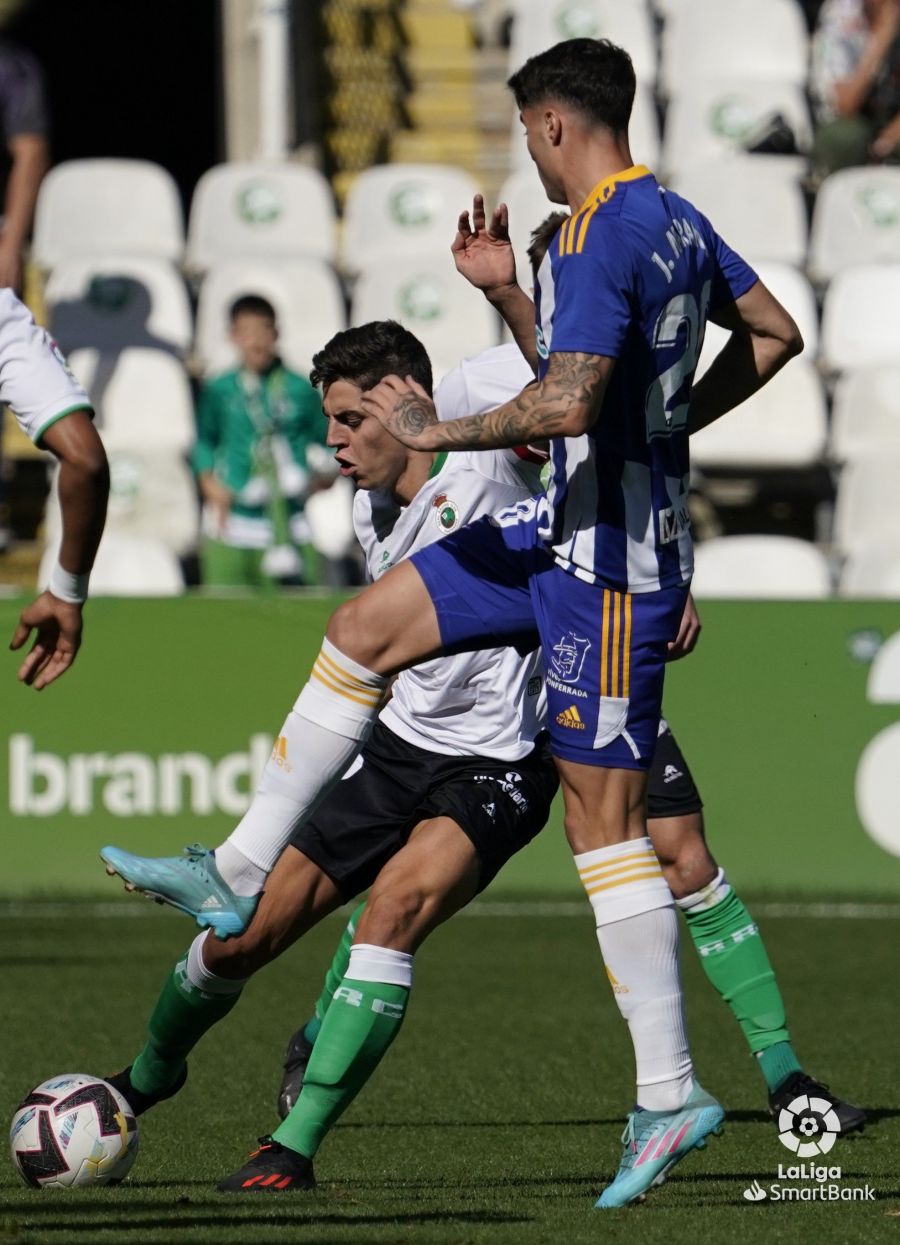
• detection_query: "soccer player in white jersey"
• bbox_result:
[103,321,558,1190]
[102,38,803,1205]
[0,289,107,689]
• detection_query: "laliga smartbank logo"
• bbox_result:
[741,1094,875,1204]
[7,734,274,817]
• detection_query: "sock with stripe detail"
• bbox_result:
[576,837,693,1112]
[677,878,799,1089]
[220,641,388,880]
[273,944,412,1158]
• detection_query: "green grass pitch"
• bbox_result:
[1,901,898,1244]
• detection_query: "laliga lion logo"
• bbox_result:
[550,632,591,683]
[778,1093,841,1157]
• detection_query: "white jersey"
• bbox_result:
[0,290,91,442]
[354,347,546,761]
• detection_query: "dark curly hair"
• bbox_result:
[508,38,635,134]
[310,321,433,396]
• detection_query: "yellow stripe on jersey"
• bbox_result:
[622,594,632,698]
[611,591,621,698]
[575,199,601,253]
[578,848,659,885]
[557,215,573,256]
[600,589,611,697]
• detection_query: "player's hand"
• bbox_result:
[360,375,440,450]
[667,593,701,662]
[451,195,518,299]
[10,591,84,690]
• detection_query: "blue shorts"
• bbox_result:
[411,503,689,771]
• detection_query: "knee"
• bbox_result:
[661,842,718,901]
[327,597,386,668]
[356,885,426,949]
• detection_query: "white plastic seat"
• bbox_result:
[39,534,184,597]
[509,82,659,172]
[820,265,900,372]
[662,80,811,178]
[195,259,345,377]
[831,368,900,461]
[44,257,193,357]
[509,0,657,86]
[839,549,900,599]
[186,161,336,272]
[351,253,499,380]
[672,161,807,265]
[691,536,832,599]
[809,168,900,282]
[67,348,195,455]
[834,456,900,555]
[342,164,478,272]
[661,0,809,94]
[698,261,819,374]
[33,159,184,268]
[691,360,826,469]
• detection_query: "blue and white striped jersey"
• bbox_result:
[533,165,757,592]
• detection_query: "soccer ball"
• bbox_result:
[9,1074,139,1188]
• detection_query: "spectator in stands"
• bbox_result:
[193,295,330,590]
[811,0,900,176]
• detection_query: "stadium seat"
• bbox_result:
[671,161,807,265]
[509,82,660,172]
[351,253,500,380]
[39,534,185,597]
[185,161,336,272]
[662,80,811,178]
[698,261,819,373]
[342,164,479,272]
[45,257,193,358]
[833,455,900,554]
[809,168,900,282]
[691,360,826,469]
[661,0,809,94]
[820,265,900,372]
[67,348,195,456]
[194,258,345,377]
[839,548,900,599]
[33,159,184,269]
[508,0,657,86]
[831,367,900,461]
[691,536,832,599]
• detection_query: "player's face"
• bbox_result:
[231,312,278,373]
[520,105,566,205]
[323,379,412,492]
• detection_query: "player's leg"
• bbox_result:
[647,724,866,1134]
[107,847,343,1114]
[100,559,444,932]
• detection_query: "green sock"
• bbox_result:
[681,885,802,1091]
[273,975,409,1158]
[130,955,243,1096]
[298,903,365,1047]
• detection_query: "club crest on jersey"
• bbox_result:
[535,325,550,360]
[433,493,459,532]
[550,631,591,683]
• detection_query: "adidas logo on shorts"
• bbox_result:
[556,706,585,730]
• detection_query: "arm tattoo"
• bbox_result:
[429,352,608,450]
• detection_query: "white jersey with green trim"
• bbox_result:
[0,289,91,443]
[353,352,545,760]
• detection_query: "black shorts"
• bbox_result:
[290,721,559,901]
[646,722,704,820]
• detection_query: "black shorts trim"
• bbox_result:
[290,721,558,900]
[647,724,703,820]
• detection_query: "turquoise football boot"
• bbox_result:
[595,1081,724,1209]
[100,843,259,938]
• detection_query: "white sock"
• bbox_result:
[347,944,414,989]
[214,842,268,897]
[217,639,388,886]
[575,837,693,1112]
[674,867,731,914]
[184,932,247,997]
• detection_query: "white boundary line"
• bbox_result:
[1,900,900,920]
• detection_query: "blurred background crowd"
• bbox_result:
[1,0,900,599]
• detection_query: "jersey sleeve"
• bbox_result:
[545,237,633,359]
[705,221,758,311]
[0,292,91,443]
[0,46,48,137]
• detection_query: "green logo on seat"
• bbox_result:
[236,182,283,225]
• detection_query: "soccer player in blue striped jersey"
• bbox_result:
[102,37,803,1208]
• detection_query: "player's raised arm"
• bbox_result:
[361,350,611,452]
[452,194,539,372]
[688,280,803,436]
